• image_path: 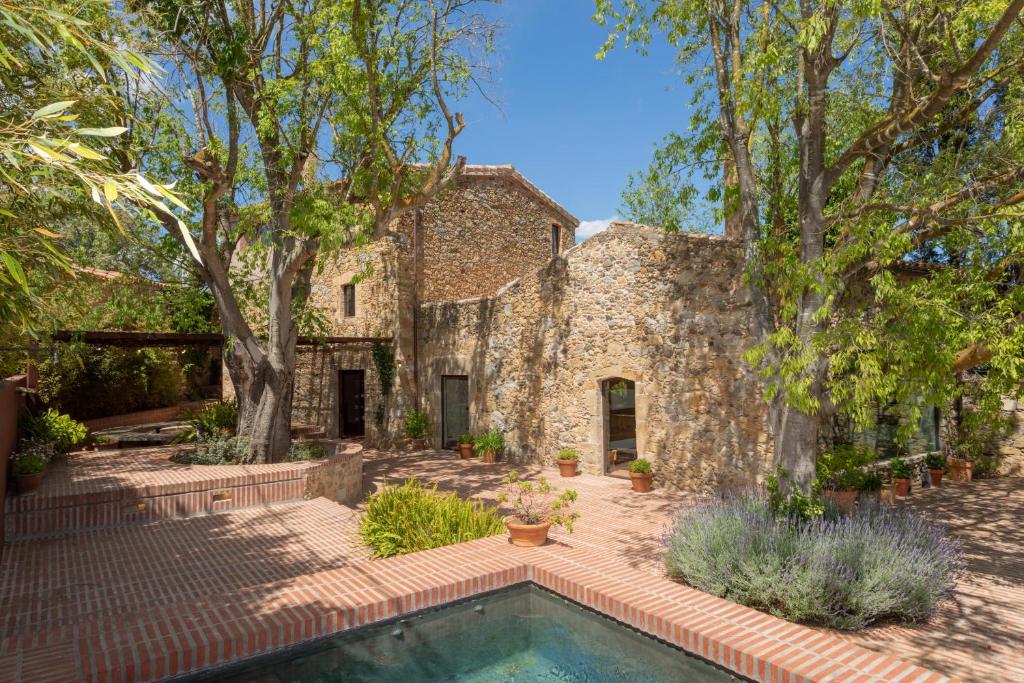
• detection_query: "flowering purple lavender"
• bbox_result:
[664,495,963,630]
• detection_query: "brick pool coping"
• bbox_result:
[6,534,952,682]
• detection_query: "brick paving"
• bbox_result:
[0,445,1017,682]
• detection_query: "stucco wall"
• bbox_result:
[418,223,772,492]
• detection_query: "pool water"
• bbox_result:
[199,584,739,682]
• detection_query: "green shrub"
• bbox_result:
[359,479,504,558]
[173,436,254,465]
[817,444,877,490]
[457,432,474,445]
[925,453,946,470]
[664,495,962,630]
[183,401,238,438]
[499,470,578,531]
[856,471,884,492]
[474,430,504,453]
[628,458,652,474]
[10,441,54,475]
[288,440,327,461]
[557,448,577,461]
[20,409,87,453]
[404,410,432,439]
[890,456,913,479]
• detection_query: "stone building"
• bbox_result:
[287,164,773,492]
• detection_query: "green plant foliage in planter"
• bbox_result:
[855,471,884,493]
[890,457,913,479]
[20,409,87,453]
[288,440,328,462]
[925,453,945,470]
[404,410,432,440]
[474,430,504,459]
[457,432,474,445]
[817,444,877,490]
[10,441,54,475]
[557,448,577,461]
[628,458,652,474]
[499,469,579,530]
[360,479,504,558]
[172,436,254,465]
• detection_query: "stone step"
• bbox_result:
[4,441,363,540]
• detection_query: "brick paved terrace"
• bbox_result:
[0,444,1018,682]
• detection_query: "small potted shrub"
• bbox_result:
[457,432,475,460]
[556,448,578,477]
[474,430,504,464]
[404,410,432,450]
[818,444,876,512]
[10,441,54,493]
[498,469,578,546]
[890,457,912,497]
[855,471,884,503]
[628,458,653,492]
[925,453,945,488]
[93,435,119,451]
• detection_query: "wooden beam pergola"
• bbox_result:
[50,331,392,348]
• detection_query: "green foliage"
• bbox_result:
[458,432,474,445]
[817,444,877,491]
[767,468,824,520]
[856,471,884,492]
[925,453,946,470]
[889,457,913,480]
[498,470,579,531]
[404,410,432,440]
[288,440,327,462]
[20,408,87,453]
[10,441,54,475]
[359,479,504,558]
[474,430,504,454]
[557,448,577,461]
[371,342,395,397]
[184,401,238,435]
[628,458,652,474]
[174,436,254,466]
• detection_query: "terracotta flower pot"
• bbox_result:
[823,489,859,512]
[928,468,944,488]
[557,459,578,477]
[948,458,973,483]
[15,471,44,494]
[409,438,428,451]
[630,472,653,493]
[505,516,551,547]
[893,477,911,497]
[481,449,497,464]
[458,443,474,459]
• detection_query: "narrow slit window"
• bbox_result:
[551,224,561,256]
[342,284,356,318]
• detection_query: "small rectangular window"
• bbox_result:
[342,284,356,318]
[551,224,561,256]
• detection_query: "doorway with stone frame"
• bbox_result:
[603,377,637,477]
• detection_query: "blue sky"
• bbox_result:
[454,1,696,241]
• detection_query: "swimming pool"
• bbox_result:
[195,583,741,681]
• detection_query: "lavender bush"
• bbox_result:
[664,495,962,630]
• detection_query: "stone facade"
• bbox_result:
[998,398,1024,476]
[417,223,772,492]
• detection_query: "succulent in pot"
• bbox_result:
[556,448,578,477]
[628,458,653,492]
[474,430,504,464]
[457,432,475,459]
[498,469,578,546]
[10,440,54,494]
[890,457,913,497]
[924,453,946,488]
[404,410,432,450]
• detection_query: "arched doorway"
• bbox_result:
[603,377,637,476]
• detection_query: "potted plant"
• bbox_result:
[93,435,119,451]
[925,453,945,488]
[556,448,578,477]
[628,458,653,492]
[457,432,475,459]
[498,469,578,546]
[10,441,54,494]
[817,444,875,512]
[855,471,884,504]
[890,457,912,497]
[404,410,432,450]
[474,430,504,464]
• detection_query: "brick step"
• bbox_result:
[4,441,362,540]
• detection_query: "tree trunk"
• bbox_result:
[769,397,822,494]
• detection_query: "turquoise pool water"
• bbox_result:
[198,584,739,682]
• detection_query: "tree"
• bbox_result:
[135,0,496,462]
[597,0,1024,493]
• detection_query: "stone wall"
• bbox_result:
[302,440,363,506]
[998,397,1024,476]
[418,223,772,492]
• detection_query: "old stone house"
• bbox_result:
[285,164,772,491]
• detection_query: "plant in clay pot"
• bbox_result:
[404,410,432,450]
[93,435,119,450]
[628,458,653,492]
[498,469,578,546]
[817,444,876,512]
[10,441,54,494]
[855,471,884,504]
[925,453,946,488]
[474,430,504,464]
[890,457,912,497]
[556,448,578,477]
[457,432,475,459]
